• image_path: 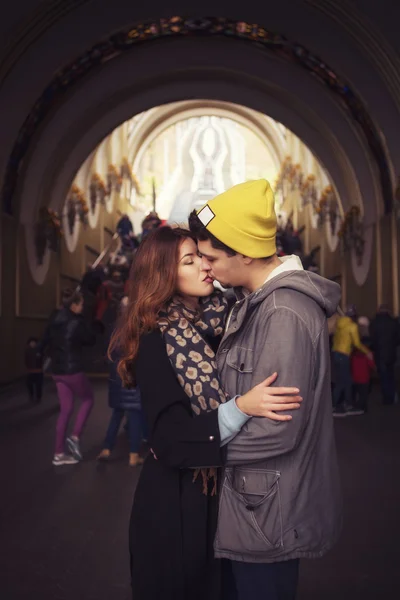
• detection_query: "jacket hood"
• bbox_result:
[239,268,341,318]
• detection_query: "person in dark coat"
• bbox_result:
[117,213,134,238]
[110,227,301,600]
[80,263,106,296]
[138,211,162,242]
[98,299,147,467]
[45,289,97,466]
[95,270,125,322]
[24,337,44,403]
[116,214,139,251]
[370,304,400,404]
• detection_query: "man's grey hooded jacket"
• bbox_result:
[215,268,342,563]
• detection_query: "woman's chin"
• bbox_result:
[199,282,215,296]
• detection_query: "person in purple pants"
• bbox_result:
[43,289,97,466]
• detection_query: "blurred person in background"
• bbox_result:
[98,297,147,467]
[138,211,162,242]
[80,263,106,297]
[95,269,126,323]
[332,304,373,417]
[370,304,400,405]
[357,316,371,346]
[44,289,97,466]
[351,344,375,415]
[24,337,43,404]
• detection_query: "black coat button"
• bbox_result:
[240,363,245,372]
[245,505,255,511]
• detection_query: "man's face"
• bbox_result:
[197,239,247,289]
[71,299,84,314]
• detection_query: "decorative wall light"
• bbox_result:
[300,174,318,207]
[63,161,142,239]
[289,163,303,192]
[107,164,123,195]
[89,173,107,213]
[34,207,63,264]
[274,156,294,195]
[338,205,365,265]
[315,185,339,234]
[65,184,89,233]
[120,157,142,197]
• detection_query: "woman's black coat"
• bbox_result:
[129,329,225,600]
[46,308,96,375]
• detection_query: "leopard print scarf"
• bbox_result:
[158,291,229,495]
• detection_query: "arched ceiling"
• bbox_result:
[0,2,399,225]
[126,101,287,174]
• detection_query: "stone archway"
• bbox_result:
[12,35,378,230]
[1,14,395,229]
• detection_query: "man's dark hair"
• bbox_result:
[188,210,276,262]
[345,304,357,320]
[61,288,83,309]
[188,210,236,256]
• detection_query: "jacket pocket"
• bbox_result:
[226,347,254,396]
[226,347,254,373]
[216,468,283,554]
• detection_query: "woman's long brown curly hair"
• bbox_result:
[109,226,196,387]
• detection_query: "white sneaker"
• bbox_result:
[332,406,347,418]
[66,436,82,460]
[52,453,79,466]
[345,406,365,416]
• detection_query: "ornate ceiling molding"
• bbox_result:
[306,0,400,107]
[0,1,90,86]
[1,15,393,215]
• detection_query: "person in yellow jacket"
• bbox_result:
[332,305,372,416]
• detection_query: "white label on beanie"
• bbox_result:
[197,205,215,227]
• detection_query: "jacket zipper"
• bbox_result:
[224,298,245,338]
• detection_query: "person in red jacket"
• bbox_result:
[351,345,375,414]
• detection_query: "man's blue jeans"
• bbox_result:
[332,352,352,408]
[104,408,147,453]
[222,558,299,600]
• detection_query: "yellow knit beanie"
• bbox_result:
[196,179,277,258]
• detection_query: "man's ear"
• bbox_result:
[242,255,254,265]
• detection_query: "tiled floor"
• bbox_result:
[0,380,399,599]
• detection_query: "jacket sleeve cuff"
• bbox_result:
[218,396,251,447]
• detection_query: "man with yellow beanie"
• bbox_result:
[189,179,342,600]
